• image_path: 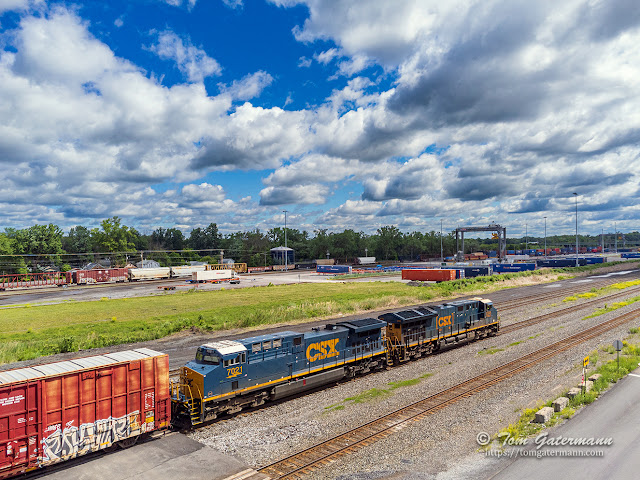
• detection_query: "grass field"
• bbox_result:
[0,261,635,365]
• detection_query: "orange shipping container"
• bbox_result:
[402,269,456,282]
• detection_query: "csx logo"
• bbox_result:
[306,338,340,362]
[437,315,453,328]
[226,366,243,378]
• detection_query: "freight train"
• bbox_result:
[0,264,248,291]
[0,298,497,478]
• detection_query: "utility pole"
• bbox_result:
[440,219,443,262]
[615,222,618,253]
[283,210,288,271]
[544,217,547,260]
[573,193,578,267]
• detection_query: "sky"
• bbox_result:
[0,0,639,238]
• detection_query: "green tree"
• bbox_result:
[374,225,402,260]
[92,217,136,252]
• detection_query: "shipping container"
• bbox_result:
[315,259,336,266]
[128,267,171,281]
[621,253,640,258]
[0,349,169,479]
[191,269,238,282]
[401,269,456,282]
[73,268,128,284]
[492,263,536,273]
[169,265,207,278]
[316,265,352,274]
[585,257,606,264]
[462,266,491,277]
[536,258,588,267]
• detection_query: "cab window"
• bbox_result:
[195,348,221,365]
[223,353,246,367]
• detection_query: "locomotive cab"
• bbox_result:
[175,340,248,405]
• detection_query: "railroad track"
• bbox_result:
[499,284,640,335]
[495,271,639,311]
[258,307,640,479]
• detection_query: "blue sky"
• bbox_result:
[1,0,639,238]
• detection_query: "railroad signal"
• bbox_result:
[614,340,623,370]
[583,356,589,368]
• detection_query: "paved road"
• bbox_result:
[33,433,266,480]
[483,367,640,480]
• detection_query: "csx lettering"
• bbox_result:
[437,315,453,328]
[226,366,242,378]
[306,338,340,362]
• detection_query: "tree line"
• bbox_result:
[0,217,637,274]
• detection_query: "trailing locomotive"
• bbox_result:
[171,297,498,425]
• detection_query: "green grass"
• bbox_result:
[562,278,640,304]
[478,347,505,355]
[324,373,432,411]
[583,295,640,319]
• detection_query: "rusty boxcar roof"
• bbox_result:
[0,348,165,385]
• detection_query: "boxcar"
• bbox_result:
[0,349,170,479]
[72,268,128,284]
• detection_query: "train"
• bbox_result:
[0,297,498,478]
[170,297,498,425]
[0,264,248,291]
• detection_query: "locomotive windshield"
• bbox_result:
[195,347,221,365]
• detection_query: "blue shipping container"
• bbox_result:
[462,266,491,277]
[621,253,640,258]
[317,265,352,274]
[585,257,605,264]
[493,263,536,273]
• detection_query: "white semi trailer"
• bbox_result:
[192,269,240,284]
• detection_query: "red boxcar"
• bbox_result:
[73,268,129,284]
[0,348,169,479]
[402,269,456,282]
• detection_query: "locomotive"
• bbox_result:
[171,297,498,425]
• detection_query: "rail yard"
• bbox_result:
[1,263,640,479]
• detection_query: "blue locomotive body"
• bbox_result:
[381,298,498,363]
[172,298,498,425]
[174,318,387,424]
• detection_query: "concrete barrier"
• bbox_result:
[588,373,601,382]
[534,406,554,423]
[567,387,581,399]
[552,397,569,412]
[579,380,594,392]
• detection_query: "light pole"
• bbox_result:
[544,216,547,260]
[283,210,288,271]
[440,219,443,263]
[573,193,578,267]
[615,222,618,253]
[525,223,528,252]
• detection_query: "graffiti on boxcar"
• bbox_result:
[41,412,140,463]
